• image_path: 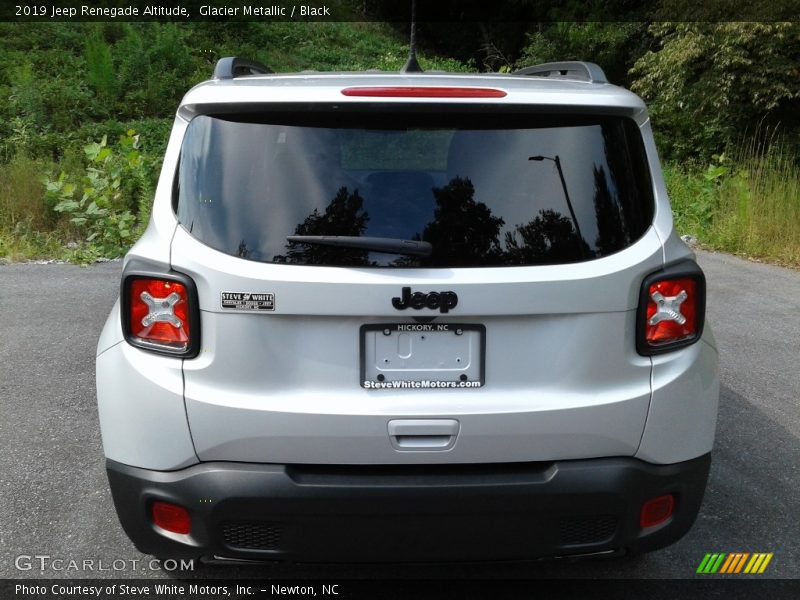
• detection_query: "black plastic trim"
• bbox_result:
[106,454,711,562]
[178,102,641,121]
[120,259,201,359]
[636,259,706,356]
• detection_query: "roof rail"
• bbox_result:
[213,57,272,80]
[514,61,607,84]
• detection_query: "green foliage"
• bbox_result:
[0,155,71,261]
[84,31,116,104]
[0,22,470,155]
[3,63,93,159]
[0,156,53,230]
[115,24,198,119]
[0,222,66,262]
[631,23,800,161]
[666,141,800,265]
[44,131,154,262]
[75,119,172,159]
[664,154,731,237]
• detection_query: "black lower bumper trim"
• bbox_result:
[106,454,711,562]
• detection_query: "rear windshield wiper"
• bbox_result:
[286,236,432,257]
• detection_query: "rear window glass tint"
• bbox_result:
[176,112,653,267]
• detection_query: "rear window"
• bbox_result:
[175,111,653,267]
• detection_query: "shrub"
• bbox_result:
[44,131,154,261]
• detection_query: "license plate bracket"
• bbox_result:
[360,323,485,389]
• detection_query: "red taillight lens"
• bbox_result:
[637,263,705,356]
[341,86,507,98]
[640,494,675,528]
[645,277,698,344]
[151,501,191,535]
[129,278,190,351]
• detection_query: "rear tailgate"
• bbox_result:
[174,225,659,464]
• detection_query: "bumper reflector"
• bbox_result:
[151,501,191,535]
[640,494,675,528]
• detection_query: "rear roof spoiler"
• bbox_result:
[514,62,608,84]
[214,57,273,80]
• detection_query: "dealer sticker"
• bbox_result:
[221,292,275,311]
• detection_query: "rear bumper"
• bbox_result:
[107,453,710,563]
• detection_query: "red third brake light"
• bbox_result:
[129,278,190,351]
[341,86,507,98]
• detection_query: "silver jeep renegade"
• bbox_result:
[97,57,719,562]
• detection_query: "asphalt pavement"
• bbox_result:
[0,250,798,581]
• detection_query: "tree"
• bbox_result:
[630,22,800,160]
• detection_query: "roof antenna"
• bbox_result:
[401,0,423,73]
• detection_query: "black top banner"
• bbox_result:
[2,0,800,22]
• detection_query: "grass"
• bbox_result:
[0,156,53,231]
[665,141,800,268]
[0,224,67,262]
[713,156,799,266]
[0,155,83,261]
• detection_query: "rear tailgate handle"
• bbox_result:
[387,419,460,451]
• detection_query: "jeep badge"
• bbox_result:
[392,287,458,313]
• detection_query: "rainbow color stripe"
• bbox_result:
[697,552,774,574]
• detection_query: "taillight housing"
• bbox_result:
[121,268,200,358]
[636,260,706,356]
